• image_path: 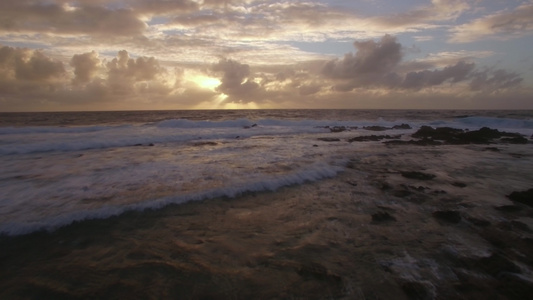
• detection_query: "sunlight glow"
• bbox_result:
[194,75,221,91]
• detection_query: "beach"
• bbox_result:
[1,110,533,299]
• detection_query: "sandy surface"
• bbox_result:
[1,141,533,299]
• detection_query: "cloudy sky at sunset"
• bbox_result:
[1,0,532,111]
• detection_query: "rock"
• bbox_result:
[432,210,461,223]
[347,135,400,142]
[193,141,218,146]
[401,171,436,180]
[251,123,258,127]
[312,144,318,147]
[363,126,389,131]
[465,216,491,226]
[494,205,522,212]
[452,181,467,188]
[484,147,500,152]
[329,126,347,133]
[401,281,434,300]
[411,126,527,145]
[148,143,154,146]
[384,138,442,146]
[317,137,341,142]
[507,188,533,207]
[392,123,412,130]
[372,212,396,222]
[501,136,528,144]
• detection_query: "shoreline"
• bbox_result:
[1,140,533,299]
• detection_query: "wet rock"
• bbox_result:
[451,181,467,188]
[371,212,396,222]
[465,216,491,227]
[483,147,500,152]
[494,205,522,212]
[193,141,218,146]
[348,135,400,142]
[507,188,533,207]
[498,220,532,233]
[401,171,436,180]
[329,126,347,133]
[501,136,528,144]
[148,143,154,146]
[393,190,413,198]
[432,210,461,223]
[411,126,526,145]
[384,139,442,146]
[363,125,389,131]
[392,123,412,130]
[251,123,258,127]
[401,281,434,300]
[317,137,341,142]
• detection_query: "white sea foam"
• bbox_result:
[1,112,531,236]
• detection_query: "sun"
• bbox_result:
[194,75,221,91]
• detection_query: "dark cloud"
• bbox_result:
[212,58,259,102]
[0,45,65,82]
[322,34,402,90]
[402,61,475,90]
[0,1,146,36]
[470,69,523,92]
[70,51,101,84]
[323,35,402,79]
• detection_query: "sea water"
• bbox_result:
[1,109,532,236]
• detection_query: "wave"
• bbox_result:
[455,116,533,130]
[0,161,344,236]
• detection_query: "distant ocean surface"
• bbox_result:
[1,109,532,236]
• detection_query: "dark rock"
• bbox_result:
[466,216,491,227]
[507,188,533,207]
[393,190,413,198]
[401,171,436,180]
[392,123,412,130]
[411,126,526,145]
[346,181,358,186]
[498,221,532,233]
[384,138,442,146]
[432,210,461,223]
[317,137,341,142]
[348,135,400,142]
[484,147,500,152]
[329,126,347,133]
[501,136,528,144]
[312,144,318,147]
[134,143,143,146]
[452,181,467,188]
[401,281,433,300]
[251,123,258,127]
[193,141,218,146]
[363,126,389,131]
[148,143,154,146]
[372,212,396,222]
[494,205,522,212]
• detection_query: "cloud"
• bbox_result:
[0,45,65,83]
[0,1,146,36]
[322,34,403,89]
[212,58,259,102]
[70,51,101,84]
[469,68,523,92]
[372,0,470,28]
[450,3,533,42]
[402,61,475,89]
[320,35,522,93]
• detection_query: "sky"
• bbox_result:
[0,0,533,111]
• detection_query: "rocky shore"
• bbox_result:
[1,126,532,299]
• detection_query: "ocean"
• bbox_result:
[1,109,533,299]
